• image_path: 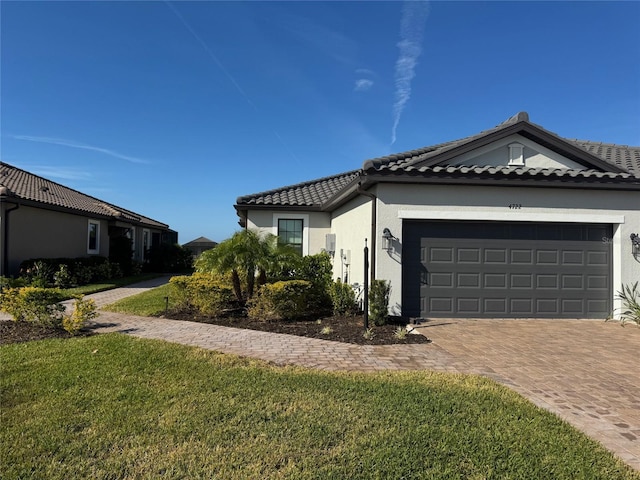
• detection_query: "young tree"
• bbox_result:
[195,229,299,303]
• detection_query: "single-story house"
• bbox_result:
[236,112,640,319]
[0,162,177,276]
[183,236,218,257]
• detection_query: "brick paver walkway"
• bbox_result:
[4,277,638,470]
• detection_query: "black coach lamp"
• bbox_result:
[382,228,395,251]
[631,233,640,257]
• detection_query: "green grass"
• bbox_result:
[101,283,174,316]
[60,273,163,298]
[2,335,637,479]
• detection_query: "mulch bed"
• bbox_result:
[0,321,94,345]
[1,314,430,347]
[163,312,430,345]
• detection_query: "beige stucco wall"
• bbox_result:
[6,205,109,274]
[376,183,640,318]
[329,195,372,285]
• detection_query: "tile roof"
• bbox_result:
[236,112,640,208]
[0,162,169,229]
[236,170,360,207]
[569,140,640,177]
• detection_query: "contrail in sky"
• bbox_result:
[8,135,149,164]
[391,0,430,146]
[165,1,300,163]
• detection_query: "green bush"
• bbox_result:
[247,280,316,321]
[329,279,357,315]
[0,286,66,326]
[169,273,234,316]
[369,279,391,326]
[62,297,98,335]
[20,256,116,287]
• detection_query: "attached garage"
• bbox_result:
[402,221,612,319]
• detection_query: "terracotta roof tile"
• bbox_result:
[0,162,169,229]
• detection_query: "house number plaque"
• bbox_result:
[508,204,522,209]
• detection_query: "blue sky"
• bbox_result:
[2,1,639,244]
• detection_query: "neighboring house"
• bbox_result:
[236,112,640,320]
[0,162,177,276]
[183,236,218,257]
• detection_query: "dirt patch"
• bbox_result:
[163,312,430,345]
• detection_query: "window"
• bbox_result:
[87,220,100,254]
[278,218,304,255]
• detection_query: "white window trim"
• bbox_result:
[272,213,309,256]
[87,219,100,255]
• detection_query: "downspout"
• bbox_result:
[356,180,376,283]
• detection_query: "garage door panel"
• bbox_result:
[402,221,612,319]
[510,250,533,264]
[457,248,480,263]
[430,248,453,262]
[484,249,507,263]
[484,273,507,288]
[457,273,480,288]
[562,251,584,265]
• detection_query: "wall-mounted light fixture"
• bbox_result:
[382,228,395,251]
[631,233,640,257]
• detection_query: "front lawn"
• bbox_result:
[1,335,636,479]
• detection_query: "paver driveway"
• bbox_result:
[413,318,640,471]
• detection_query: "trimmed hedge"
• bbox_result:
[169,273,234,316]
[247,280,311,321]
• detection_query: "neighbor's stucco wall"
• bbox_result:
[5,205,109,274]
[329,195,372,286]
[245,209,331,256]
[375,183,640,317]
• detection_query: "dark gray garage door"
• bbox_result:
[402,221,612,319]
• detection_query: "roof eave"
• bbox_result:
[365,172,640,190]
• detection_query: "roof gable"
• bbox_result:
[0,162,170,229]
[363,112,628,175]
[236,112,640,213]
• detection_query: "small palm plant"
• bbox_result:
[616,282,640,327]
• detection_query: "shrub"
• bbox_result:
[329,279,358,315]
[62,296,98,335]
[247,280,316,321]
[616,282,640,327]
[53,264,73,289]
[369,279,391,326]
[0,287,66,327]
[169,273,234,316]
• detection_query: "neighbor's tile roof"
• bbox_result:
[236,170,360,207]
[0,162,169,229]
[236,113,640,208]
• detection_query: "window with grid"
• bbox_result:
[277,219,303,255]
